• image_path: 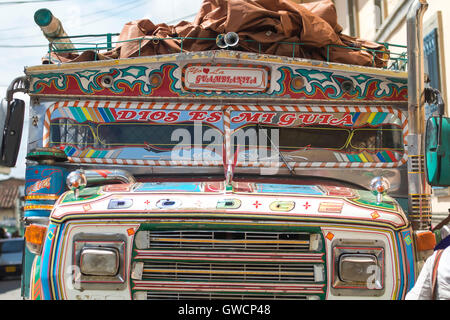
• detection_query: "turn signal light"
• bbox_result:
[25,224,47,255]
[415,230,436,251]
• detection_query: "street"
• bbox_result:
[0,277,21,300]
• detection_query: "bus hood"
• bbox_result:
[50,181,408,229]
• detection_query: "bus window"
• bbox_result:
[232,124,350,152]
[96,123,222,151]
[50,119,95,149]
[350,127,403,151]
[231,123,404,163]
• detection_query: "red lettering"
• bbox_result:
[148,111,166,121]
[318,114,333,124]
[189,111,208,121]
[261,113,275,124]
[330,114,354,126]
[137,110,152,121]
[205,111,222,123]
[195,75,204,84]
[278,113,296,126]
[300,114,319,124]
[164,111,180,122]
[342,114,354,125]
[230,112,262,123]
[116,110,137,120]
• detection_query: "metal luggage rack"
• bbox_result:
[46,33,408,71]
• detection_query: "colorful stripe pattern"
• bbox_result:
[24,165,68,217]
[333,150,401,163]
[30,256,42,300]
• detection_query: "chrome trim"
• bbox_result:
[370,176,391,204]
[406,0,431,230]
[72,232,127,290]
[22,216,50,226]
[85,169,136,185]
[224,32,239,47]
[134,230,315,251]
[331,238,385,297]
[58,162,409,198]
[67,168,136,190]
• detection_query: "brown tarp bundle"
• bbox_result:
[49,0,389,68]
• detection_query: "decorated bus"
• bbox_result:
[1,0,449,300]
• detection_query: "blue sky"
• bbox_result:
[0,0,204,85]
[0,0,203,179]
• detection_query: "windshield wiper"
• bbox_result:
[257,123,296,176]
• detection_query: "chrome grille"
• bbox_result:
[142,261,316,282]
[132,228,325,300]
[135,230,312,252]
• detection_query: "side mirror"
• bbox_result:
[0,98,25,167]
[425,116,450,186]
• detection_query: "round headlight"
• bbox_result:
[66,169,87,190]
[370,176,390,203]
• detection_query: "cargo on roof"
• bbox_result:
[38,0,391,68]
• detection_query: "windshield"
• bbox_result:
[233,124,403,152]
[48,106,225,163]
[48,106,406,166]
[51,121,222,151]
[230,110,405,164]
[234,125,350,151]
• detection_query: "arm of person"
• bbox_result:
[405,251,436,300]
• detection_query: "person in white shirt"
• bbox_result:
[406,226,450,300]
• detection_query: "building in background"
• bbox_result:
[332,0,449,114]
[294,0,449,115]
[297,0,450,223]
[0,178,24,237]
[333,0,450,222]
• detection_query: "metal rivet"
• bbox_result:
[101,75,114,88]
[291,76,305,90]
[341,80,354,93]
[149,73,162,87]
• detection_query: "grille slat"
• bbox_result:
[142,261,315,282]
[145,292,310,300]
[137,230,311,252]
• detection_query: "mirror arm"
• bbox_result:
[424,87,445,117]
[432,209,450,232]
[6,76,29,103]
